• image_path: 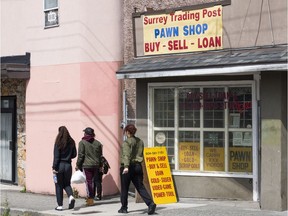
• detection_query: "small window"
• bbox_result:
[44,0,59,28]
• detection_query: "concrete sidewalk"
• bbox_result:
[1,183,287,216]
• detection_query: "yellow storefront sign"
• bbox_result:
[229,147,252,172]
[204,147,224,171]
[143,5,223,55]
[144,147,177,204]
[179,142,200,171]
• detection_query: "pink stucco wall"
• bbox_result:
[79,62,122,196]
[26,61,121,197]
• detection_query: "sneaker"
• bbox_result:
[68,196,75,209]
[118,208,128,214]
[148,203,156,215]
[94,196,102,201]
[55,206,63,211]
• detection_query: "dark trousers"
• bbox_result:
[84,167,99,198]
[120,163,153,209]
[94,169,103,198]
[55,162,73,206]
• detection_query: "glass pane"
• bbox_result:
[178,131,200,171]
[203,88,225,128]
[179,88,201,128]
[1,100,12,108]
[154,89,175,127]
[1,113,13,180]
[44,0,58,9]
[154,131,175,169]
[203,131,225,171]
[228,87,252,129]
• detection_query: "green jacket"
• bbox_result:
[76,139,102,169]
[121,136,144,168]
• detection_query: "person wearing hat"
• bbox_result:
[76,127,103,206]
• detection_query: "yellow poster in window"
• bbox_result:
[229,147,252,172]
[179,142,200,170]
[144,147,177,204]
[204,147,224,171]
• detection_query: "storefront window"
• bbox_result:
[154,89,175,127]
[228,87,253,173]
[179,131,200,171]
[179,88,201,128]
[203,88,225,128]
[154,131,175,169]
[151,84,253,175]
[153,88,175,169]
[204,131,225,171]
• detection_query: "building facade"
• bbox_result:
[1,0,287,212]
[117,0,287,211]
[1,0,123,197]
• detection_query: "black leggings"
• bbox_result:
[94,169,103,198]
[120,163,153,209]
[55,162,73,206]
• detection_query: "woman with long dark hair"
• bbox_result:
[52,126,77,211]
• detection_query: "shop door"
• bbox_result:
[1,96,16,183]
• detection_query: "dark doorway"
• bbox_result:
[1,96,17,183]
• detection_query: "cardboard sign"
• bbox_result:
[204,147,224,171]
[144,147,177,204]
[179,142,200,170]
[229,147,252,172]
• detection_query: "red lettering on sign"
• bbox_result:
[198,36,221,48]
[202,7,222,18]
[145,42,160,52]
[168,40,188,50]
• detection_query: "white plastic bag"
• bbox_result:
[71,170,86,184]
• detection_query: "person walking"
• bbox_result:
[118,124,156,215]
[76,127,102,206]
[52,126,77,211]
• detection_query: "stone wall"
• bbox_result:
[1,78,26,186]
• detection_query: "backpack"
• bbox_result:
[101,156,110,174]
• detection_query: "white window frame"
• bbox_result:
[44,0,59,28]
[148,80,259,200]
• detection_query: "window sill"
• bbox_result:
[172,170,253,178]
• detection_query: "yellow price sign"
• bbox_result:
[204,147,225,171]
[229,147,252,172]
[179,142,200,171]
[144,147,177,204]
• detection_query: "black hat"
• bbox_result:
[83,127,94,135]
